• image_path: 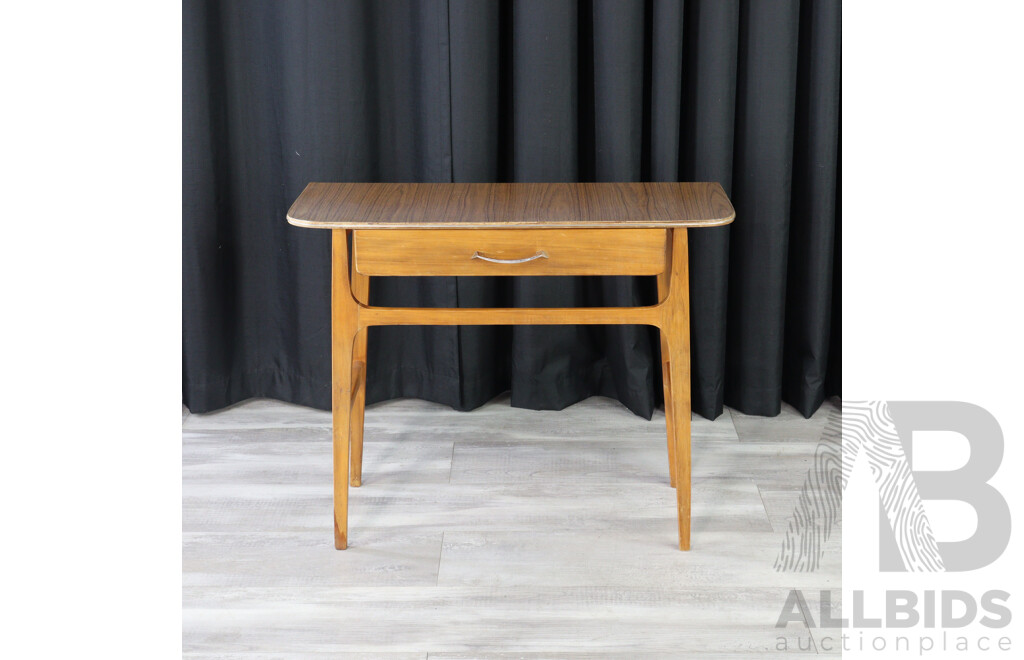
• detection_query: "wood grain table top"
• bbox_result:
[287,182,735,229]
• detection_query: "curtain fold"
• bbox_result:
[183,0,841,420]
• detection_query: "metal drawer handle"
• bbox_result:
[471,250,549,264]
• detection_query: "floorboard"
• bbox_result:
[183,395,841,655]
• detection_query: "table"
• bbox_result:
[287,182,735,551]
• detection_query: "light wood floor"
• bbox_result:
[183,394,841,658]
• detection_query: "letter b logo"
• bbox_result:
[882,402,1010,571]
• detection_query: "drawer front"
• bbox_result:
[353,228,668,276]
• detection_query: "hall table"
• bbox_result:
[287,181,736,551]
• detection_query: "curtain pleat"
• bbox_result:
[680,0,740,418]
[783,0,841,417]
[183,0,841,420]
[726,0,802,416]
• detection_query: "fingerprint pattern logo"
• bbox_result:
[773,404,842,571]
[844,400,944,571]
[774,400,946,572]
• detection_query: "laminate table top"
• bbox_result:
[286,181,735,230]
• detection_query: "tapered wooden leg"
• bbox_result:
[333,342,354,549]
[350,333,367,487]
[332,230,359,550]
[657,267,677,488]
[350,269,370,487]
[662,228,691,551]
[666,337,691,550]
[661,353,676,487]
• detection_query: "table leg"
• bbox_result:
[657,267,676,488]
[666,338,691,551]
[332,230,359,549]
[663,228,692,551]
[350,270,370,487]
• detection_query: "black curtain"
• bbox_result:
[183,0,841,420]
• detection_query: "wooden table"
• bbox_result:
[287,182,735,551]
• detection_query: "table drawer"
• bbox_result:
[353,228,668,276]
